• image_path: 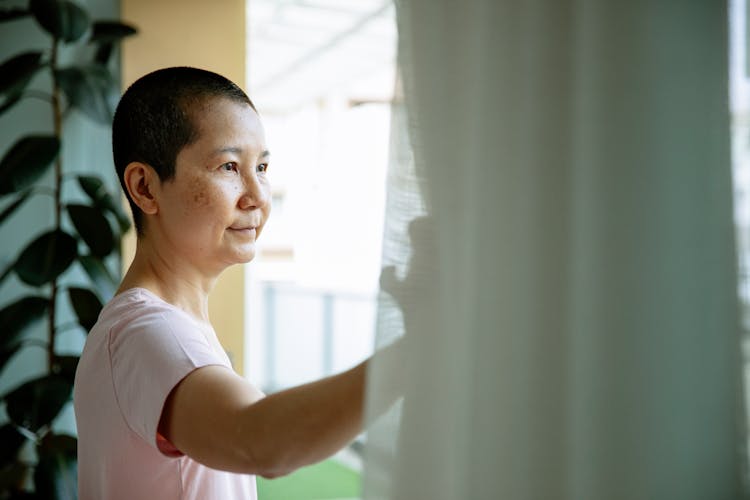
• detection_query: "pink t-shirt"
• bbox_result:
[73,288,257,500]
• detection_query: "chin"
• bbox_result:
[235,247,257,264]
[220,242,258,267]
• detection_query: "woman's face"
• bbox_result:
[152,96,271,273]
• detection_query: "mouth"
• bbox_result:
[228,225,258,235]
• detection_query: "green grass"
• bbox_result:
[257,458,361,500]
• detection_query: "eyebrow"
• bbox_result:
[212,147,271,159]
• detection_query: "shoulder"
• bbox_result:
[105,288,212,359]
[106,288,195,332]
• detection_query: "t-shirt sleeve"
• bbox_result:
[109,308,226,451]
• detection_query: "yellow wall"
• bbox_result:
[120,0,248,374]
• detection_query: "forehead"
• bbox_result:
[185,96,266,154]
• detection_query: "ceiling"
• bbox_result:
[247,0,397,113]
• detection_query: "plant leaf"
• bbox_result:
[67,287,102,331]
[78,254,116,299]
[0,7,31,23]
[0,461,30,494]
[0,135,59,195]
[93,42,113,65]
[66,203,114,257]
[78,175,131,232]
[0,257,14,286]
[5,375,72,433]
[30,0,89,43]
[89,20,136,43]
[35,433,77,500]
[0,295,48,350]
[0,423,27,466]
[55,65,117,125]
[0,93,22,116]
[51,355,78,384]
[0,51,44,98]
[0,343,22,378]
[14,229,77,286]
[0,191,30,224]
[40,433,77,455]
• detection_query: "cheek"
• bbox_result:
[172,178,229,235]
[187,176,211,208]
[184,176,236,219]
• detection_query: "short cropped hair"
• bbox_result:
[112,66,256,235]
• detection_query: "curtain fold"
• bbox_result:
[363,1,746,498]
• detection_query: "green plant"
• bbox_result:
[0,1,135,497]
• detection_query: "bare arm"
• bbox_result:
[159,354,375,478]
[160,243,416,478]
[161,218,426,477]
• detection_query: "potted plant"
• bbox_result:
[0,1,135,497]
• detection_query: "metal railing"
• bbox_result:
[262,282,376,391]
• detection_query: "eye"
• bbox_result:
[220,162,238,172]
[257,163,269,173]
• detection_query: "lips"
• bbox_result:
[229,223,258,231]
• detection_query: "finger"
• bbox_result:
[379,265,401,298]
[408,216,435,246]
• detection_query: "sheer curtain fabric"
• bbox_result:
[363,1,746,499]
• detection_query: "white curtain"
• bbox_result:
[363,1,747,499]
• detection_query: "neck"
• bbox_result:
[117,236,219,324]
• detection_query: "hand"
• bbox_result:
[371,216,437,409]
[379,216,436,339]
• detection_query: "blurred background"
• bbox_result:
[244,1,397,496]
[731,0,750,415]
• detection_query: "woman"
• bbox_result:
[73,67,401,500]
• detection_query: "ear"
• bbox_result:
[123,162,160,216]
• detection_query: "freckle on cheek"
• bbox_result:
[188,177,209,206]
[193,191,207,205]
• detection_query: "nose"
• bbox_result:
[238,173,269,210]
